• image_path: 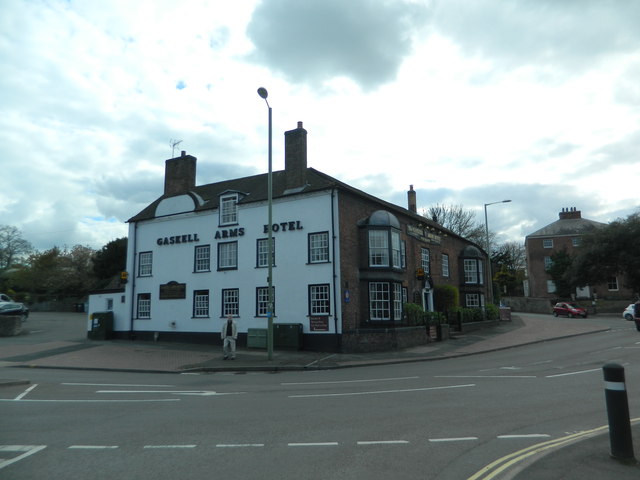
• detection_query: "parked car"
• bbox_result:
[623,304,635,321]
[553,302,588,318]
[0,293,29,320]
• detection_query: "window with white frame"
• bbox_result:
[391,231,401,268]
[194,245,210,272]
[308,232,329,263]
[544,256,553,270]
[369,282,390,320]
[607,277,619,291]
[368,230,389,266]
[572,237,581,247]
[547,280,556,293]
[464,259,478,284]
[393,283,403,320]
[543,238,553,248]
[137,293,151,318]
[193,290,209,317]
[421,248,430,274]
[220,194,238,225]
[368,282,403,322]
[138,251,153,276]
[218,242,237,270]
[222,288,239,316]
[466,293,480,308]
[309,284,330,315]
[256,238,275,268]
[256,286,275,317]
[442,254,450,277]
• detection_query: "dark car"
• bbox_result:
[0,293,29,321]
[553,302,588,318]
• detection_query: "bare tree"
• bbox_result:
[0,225,33,270]
[423,204,488,246]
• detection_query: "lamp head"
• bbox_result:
[257,87,268,99]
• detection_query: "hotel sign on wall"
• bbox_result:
[407,224,442,245]
[310,316,329,332]
[159,281,186,300]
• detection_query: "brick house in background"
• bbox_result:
[88,122,488,353]
[524,207,634,300]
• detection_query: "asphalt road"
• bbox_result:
[1,314,639,479]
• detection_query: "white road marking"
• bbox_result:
[68,445,119,449]
[357,440,409,445]
[288,442,339,447]
[14,384,38,401]
[546,368,600,378]
[435,375,536,379]
[0,445,46,470]
[289,383,475,398]
[498,434,551,439]
[282,376,419,386]
[96,390,244,396]
[216,444,264,448]
[0,399,180,403]
[143,445,196,449]
[63,383,174,387]
[429,437,478,442]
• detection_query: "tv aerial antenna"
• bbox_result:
[170,139,183,157]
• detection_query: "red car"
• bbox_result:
[553,302,588,318]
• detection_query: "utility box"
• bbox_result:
[274,323,303,350]
[247,328,267,349]
[88,311,114,340]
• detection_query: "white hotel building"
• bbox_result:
[88,122,488,352]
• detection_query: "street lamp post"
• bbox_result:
[257,87,274,361]
[484,199,511,306]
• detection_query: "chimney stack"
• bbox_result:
[408,185,417,213]
[284,121,307,190]
[559,207,581,220]
[164,150,197,196]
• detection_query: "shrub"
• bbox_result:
[434,285,459,312]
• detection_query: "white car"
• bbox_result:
[623,304,635,321]
[0,293,29,320]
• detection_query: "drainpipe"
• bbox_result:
[331,188,341,352]
[128,221,138,339]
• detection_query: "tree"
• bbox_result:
[423,204,489,246]
[492,241,526,296]
[92,237,127,283]
[12,245,98,299]
[569,211,640,293]
[546,249,574,298]
[0,225,33,270]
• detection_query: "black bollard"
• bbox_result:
[602,363,635,462]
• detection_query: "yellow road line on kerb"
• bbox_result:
[468,418,640,480]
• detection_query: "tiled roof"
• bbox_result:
[526,217,605,238]
[127,166,478,247]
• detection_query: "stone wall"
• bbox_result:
[341,326,428,353]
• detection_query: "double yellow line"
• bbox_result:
[468,418,640,480]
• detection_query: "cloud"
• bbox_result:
[246,0,430,90]
[433,0,640,77]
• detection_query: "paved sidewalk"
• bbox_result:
[0,314,611,374]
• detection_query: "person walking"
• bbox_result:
[221,315,238,360]
[634,300,640,332]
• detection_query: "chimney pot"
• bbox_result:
[407,185,417,213]
[285,122,308,190]
[164,153,197,196]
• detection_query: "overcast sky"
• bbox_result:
[2,0,639,252]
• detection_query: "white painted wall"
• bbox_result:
[103,189,341,336]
